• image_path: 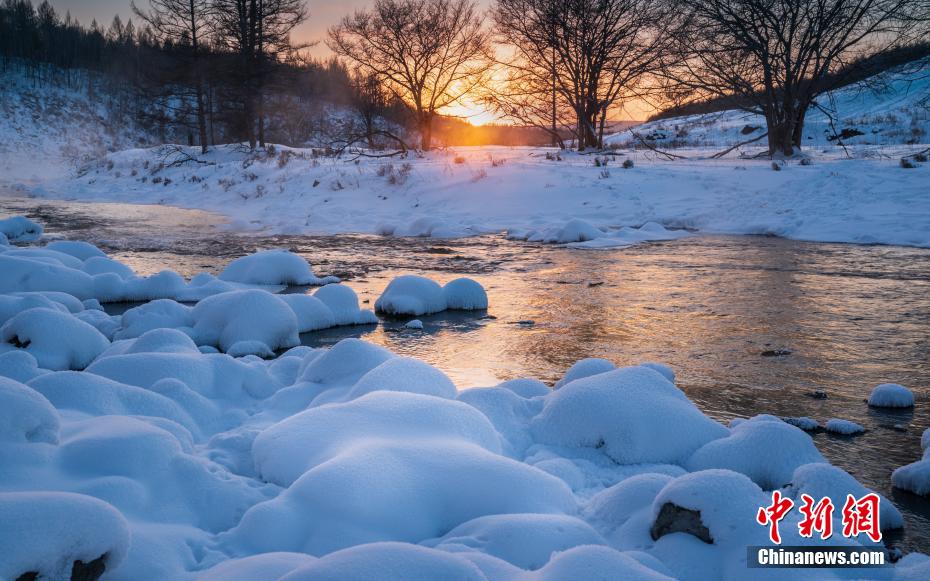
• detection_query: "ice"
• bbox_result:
[192,290,299,355]
[0,216,43,242]
[532,366,728,464]
[375,275,447,316]
[442,278,489,310]
[218,249,338,286]
[686,415,827,489]
[868,383,914,408]
[0,491,129,580]
[0,376,59,444]
[1,307,109,370]
[824,418,865,435]
[405,319,424,329]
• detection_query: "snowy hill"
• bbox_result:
[0,66,155,187]
[607,58,930,150]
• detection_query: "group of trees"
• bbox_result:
[330,0,927,154]
[3,0,929,155]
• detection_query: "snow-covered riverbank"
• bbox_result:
[7,142,928,249]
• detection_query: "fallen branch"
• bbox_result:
[159,144,215,168]
[709,131,768,159]
[628,130,688,160]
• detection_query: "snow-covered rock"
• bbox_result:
[442,278,489,310]
[824,418,865,435]
[375,275,446,316]
[868,383,914,408]
[218,249,337,286]
[686,414,827,489]
[0,216,43,242]
[0,376,59,444]
[786,463,903,531]
[1,307,109,370]
[0,492,130,581]
[312,284,377,326]
[553,357,616,389]
[892,428,930,496]
[191,290,299,355]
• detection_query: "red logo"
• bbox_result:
[757,492,881,544]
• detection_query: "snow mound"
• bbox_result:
[218,249,337,286]
[375,275,446,316]
[651,469,766,546]
[442,278,489,310]
[584,473,676,536]
[197,553,317,581]
[0,216,43,242]
[824,418,865,435]
[340,356,457,402]
[1,307,109,370]
[296,338,393,385]
[0,491,130,581]
[225,440,575,555]
[531,366,728,464]
[253,391,501,486]
[554,357,616,389]
[497,377,550,398]
[0,350,49,382]
[530,218,605,244]
[0,376,59,444]
[686,414,827,489]
[533,545,674,580]
[275,542,485,581]
[313,283,378,325]
[192,289,299,355]
[892,427,930,496]
[115,299,194,340]
[278,294,336,332]
[424,513,606,570]
[45,240,107,261]
[868,383,914,408]
[405,319,424,329]
[787,463,903,530]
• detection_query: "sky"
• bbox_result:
[48,0,648,123]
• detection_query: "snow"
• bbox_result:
[375,275,447,316]
[1,307,110,371]
[218,249,338,286]
[423,513,607,570]
[0,216,43,242]
[252,391,502,487]
[686,414,827,490]
[0,226,926,577]
[405,319,424,329]
[442,278,489,310]
[0,376,60,444]
[892,428,930,496]
[531,366,729,464]
[553,358,616,389]
[191,290,299,355]
[786,463,903,531]
[0,491,130,580]
[312,283,378,325]
[868,383,915,408]
[824,418,866,435]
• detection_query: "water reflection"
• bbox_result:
[3,195,930,552]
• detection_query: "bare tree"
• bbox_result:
[213,0,307,148]
[489,0,675,150]
[328,0,491,151]
[133,0,212,153]
[671,0,918,157]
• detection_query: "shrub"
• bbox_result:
[622,159,634,169]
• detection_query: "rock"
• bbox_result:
[16,554,107,581]
[650,502,713,544]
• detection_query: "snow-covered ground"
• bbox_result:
[3,58,930,249]
[2,226,929,579]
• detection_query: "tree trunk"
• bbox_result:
[420,113,432,151]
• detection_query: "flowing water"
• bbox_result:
[3,196,930,553]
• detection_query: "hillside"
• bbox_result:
[608,58,930,150]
